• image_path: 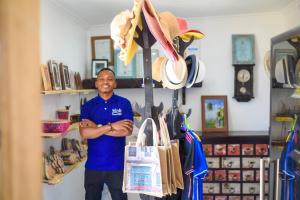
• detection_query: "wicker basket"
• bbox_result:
[42,120,70,133]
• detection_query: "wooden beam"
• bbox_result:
[0,0,41,200]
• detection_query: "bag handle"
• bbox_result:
[159,116,171,147]
[136,118,159,146]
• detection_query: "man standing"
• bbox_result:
[80,68,133,200]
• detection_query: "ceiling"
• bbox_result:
[50,0,294,27]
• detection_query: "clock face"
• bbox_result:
[240,86,247,94]
[237,69,250,83]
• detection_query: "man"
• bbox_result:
[80,68,133,200]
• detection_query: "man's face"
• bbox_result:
[95,70,116,94]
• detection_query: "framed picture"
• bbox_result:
[48,60,62,90]
[114,49,136,79]
[201,95,228,133]
[92,59,108,78]
[40,64,52,91]
[136,49,159,78]
[91,36,114,65]
[232,34,255,65]
[59,63,71,90]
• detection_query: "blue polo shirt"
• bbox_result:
[80,93,133,170]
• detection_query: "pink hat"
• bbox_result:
[142,0,179,62]
[177,18,204,41]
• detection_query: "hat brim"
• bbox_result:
[195,58,206,83]
[180,30,205,41]
[124,1,142,65]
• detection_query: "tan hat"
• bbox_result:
[152,57,165,82]
[110,0,142,65]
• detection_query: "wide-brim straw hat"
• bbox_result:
[152,57,165,82]
[142,0,179,62]
[110,0,142,65]
[177,18,205,41]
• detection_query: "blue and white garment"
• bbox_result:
[280,124,297,200]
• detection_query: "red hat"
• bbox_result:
[177,18,204,41]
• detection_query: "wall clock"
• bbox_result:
[232,34,255,102]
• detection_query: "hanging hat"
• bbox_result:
[275,57,290,86]
[142,0,179,61]
[294,59,300,87]
[110,0,142,65]
[177,18,205,41]
[161,56,188,90]
[263,50,271,79]
[185,55,198,88]
[152,57,165,82]
[195,57,206,83]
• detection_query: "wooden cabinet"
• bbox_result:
[202,133,269,200]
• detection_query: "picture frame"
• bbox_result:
[232,34,255,65]
[114,49,136,79]
[92,59,109,78]
[91,36,114,65]
[59,63,71,90]
[40,64,52,91]
[47,60,62,90]
[201,95,228,133]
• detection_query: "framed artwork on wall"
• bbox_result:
[48,60,62,90]
[91,36,114,65]
[41,64,52,91]
[232,34,255,65]
[91,59,109,78]
[201,95,228,133]
[59,63,71,90]
[114,49,136,79]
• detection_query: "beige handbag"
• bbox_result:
[159,116,184,191]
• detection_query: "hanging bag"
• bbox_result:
[122,118,169,197]
[159,116,184,191]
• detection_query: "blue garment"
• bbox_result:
[80,93,133,170]
[280,126,297,200]
[189,131,208,200]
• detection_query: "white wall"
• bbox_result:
[88,12,285,132]
[282,0,300,30]
[41,0,88,200]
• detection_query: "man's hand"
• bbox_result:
[80,119,97,128]
[111,119,133,131]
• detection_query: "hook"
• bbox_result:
[177,36,195,57]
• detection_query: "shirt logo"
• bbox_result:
[112,108,122,116]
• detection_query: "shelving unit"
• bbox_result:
[202,133,269,200]
[43,158,86,185]
[41,89,96,95]
[42,123,80,138]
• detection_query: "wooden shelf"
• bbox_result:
[42,123,79,138]
[41,89,96,95]
[43,158,86,185]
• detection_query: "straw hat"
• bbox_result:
[152,57,165,82]
[110,0,142,65]
[177,18,205,41]
[142,0,179,61]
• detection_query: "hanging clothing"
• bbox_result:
[279,122,297,200]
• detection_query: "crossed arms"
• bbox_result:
[79,119,133,139]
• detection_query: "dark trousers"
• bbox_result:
[84,169,127,200]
